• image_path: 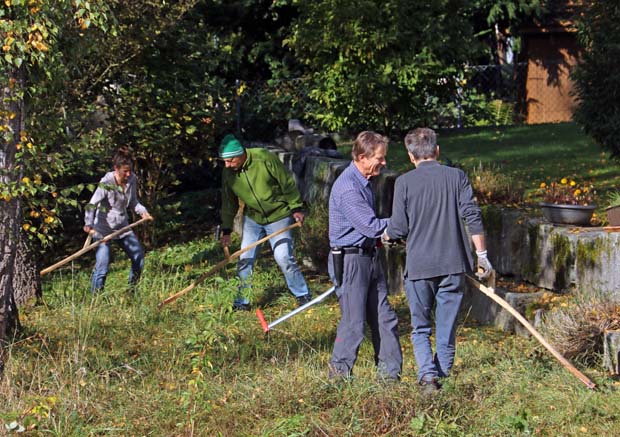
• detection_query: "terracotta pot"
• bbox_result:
[606,205,620,226]
[539,202,596,226]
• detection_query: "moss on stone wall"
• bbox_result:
[551,233,574,290]
[576,239,606,272]
[525,224,541,277]
[480,205,503,235]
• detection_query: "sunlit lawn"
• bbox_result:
[3,235,620,435]
[384,122,620,203]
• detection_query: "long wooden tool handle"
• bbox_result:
[466,275,596,390]
[157,221,302,309]
[83,231,94,249]
[40,216,153,277]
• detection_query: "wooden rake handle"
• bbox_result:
[40,216,154,277]
[466,275,596,390]
[83,231,95,249]
[157,221,302,309]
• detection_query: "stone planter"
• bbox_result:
[539,202,596,226]
[605,205,620,226]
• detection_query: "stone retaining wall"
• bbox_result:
[264,143,620,332]
[296,152,620,297]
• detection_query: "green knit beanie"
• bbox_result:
[219,134,244,158]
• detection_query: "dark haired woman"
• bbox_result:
[83,148,152,293]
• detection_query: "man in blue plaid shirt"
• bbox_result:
[327,131,402,381]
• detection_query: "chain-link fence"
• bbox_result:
[451,62,528,128]
[235,61,572,134]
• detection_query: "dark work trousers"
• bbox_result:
[328,250,402,379]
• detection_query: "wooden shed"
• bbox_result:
[519,2,583,124]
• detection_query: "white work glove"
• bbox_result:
[475,250,493,280]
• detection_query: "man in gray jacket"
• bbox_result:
[384,128,492,391]
[84,148,151,293]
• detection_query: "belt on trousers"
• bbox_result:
[340,246,376,256]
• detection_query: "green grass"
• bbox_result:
[385,123,620,205]
[4,124,620,434]
[441,123,620,200]
[3,233,620,435]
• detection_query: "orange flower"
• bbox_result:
[538,179,596,206]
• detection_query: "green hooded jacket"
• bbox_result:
[221,148,303,229]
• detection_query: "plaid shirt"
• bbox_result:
[329,162,388,248]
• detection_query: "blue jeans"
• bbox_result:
[404,274,464,382]
[236,215,309,305]
[91,232,145,293]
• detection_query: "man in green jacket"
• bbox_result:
[219,134,312,311]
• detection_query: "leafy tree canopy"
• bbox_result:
[573,2,620,160]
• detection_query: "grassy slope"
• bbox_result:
[3,235,620,435]
[386,123,620,203]
[4,123,620,435]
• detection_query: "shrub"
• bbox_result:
[468,163,524,205]
[541,293,620,364]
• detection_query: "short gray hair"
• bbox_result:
[404,128,437,160]
[352,131,389,161]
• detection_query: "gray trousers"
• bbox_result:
[328,250,402,379]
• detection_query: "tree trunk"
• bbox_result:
[0,197,20,375]
[13,231,42,306]
[0,66,24,375]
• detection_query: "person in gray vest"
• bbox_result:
[327,131,402,381]
[384,127,493,392]
[84,147,152,293]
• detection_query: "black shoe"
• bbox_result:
[296,293,313,307]
[232,302,251,312]
[419,377,442,395]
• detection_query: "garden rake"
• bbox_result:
[255,285,336,333]
[40,216,154,277]
[158,221,302,309]
[466,272,596,390]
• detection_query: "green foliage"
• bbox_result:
[465,0,544,59]
[1,1,113,250]
[453,93,515,127]
[287,0,480,132]
[606,191,620,208]
[573,3,620,160]
[502,408,532,433]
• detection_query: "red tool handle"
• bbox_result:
[255,309,270,333]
